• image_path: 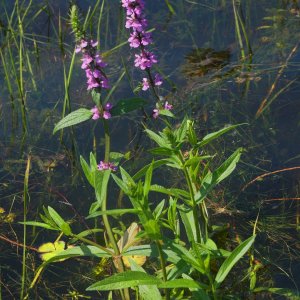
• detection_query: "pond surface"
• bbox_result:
[0,0,300,298]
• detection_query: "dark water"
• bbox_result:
[0,0,300,298]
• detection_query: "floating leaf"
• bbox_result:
[38,241,74,262]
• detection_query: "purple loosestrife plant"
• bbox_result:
[122,0,173,117]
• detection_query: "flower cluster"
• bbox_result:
[142,74,162,91]
[153,101,173,119]
[97,161,117,171]
[75,39,109,90]
[122,0,162,89]
[91,103,113,120]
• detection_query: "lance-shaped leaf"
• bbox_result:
[197,124,247,147]
[47,206,72,236]
[214,235,256,288]
[129,259,162,300]
[86,271,161,291]
[53,108,93,134]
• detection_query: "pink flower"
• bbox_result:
[97,161,117,171]
[154,74,163,86]
[142,78,150,91]
[134,51,157,70]
[152,101,173,119]
[95,53,107,68]
[164,101,173,110]
[91,106,100,120]
[152,108,159,119]
[103,111,111,119]
[75,39,88,53]
[81,54,93,69]
[105,102,113,110]
[90,40,98,47]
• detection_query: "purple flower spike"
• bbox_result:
[76,37,109,91]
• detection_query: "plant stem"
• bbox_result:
[71,234,114,255]
[156,240,170,300]
[178,151,202,243]
[102,119,129,300]
[20,155,31,300]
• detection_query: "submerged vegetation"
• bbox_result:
[0,0,300,299]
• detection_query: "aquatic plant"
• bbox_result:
[4,1,297,300]
[18,3,263,300]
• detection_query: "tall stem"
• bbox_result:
[156,241,170,300]
[102,119,129,300]
[178,151,202,243]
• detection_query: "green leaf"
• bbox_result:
[195,148,243,204]
[122,245,181,264]
[214,147,243,184]
[69,229,103,243]
[45,245,112,263]
[133,159,169,180]
[179,209,197,243]
[149,147,174,156]
[150,185,190,199]
[89,152,98,170]
[110,97,146,116]
[174,118,188,144]
[170,243,205,274]
[19,221,56,230]
[47,206,65,228]
[197,124,247,147]
[253,287,300,299]
[145,129,172,149]
[144,219,161,240]
[153,200,165,220]
[94,169,111,207]
[80,156,94,187]
[129,259,162,300]
[109,152,124,165]
[184,156,212,167]
[86,271,161,291]
[214,235,256,288]
[86,209,140,219]
[158,279,200,289]
[53,108,93,134]
[91,90,100,106]
[47,207,72,235]
[158,109,174,118]
[120,167,136,188]
[143,161,153,197]
[112,174,131,195]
